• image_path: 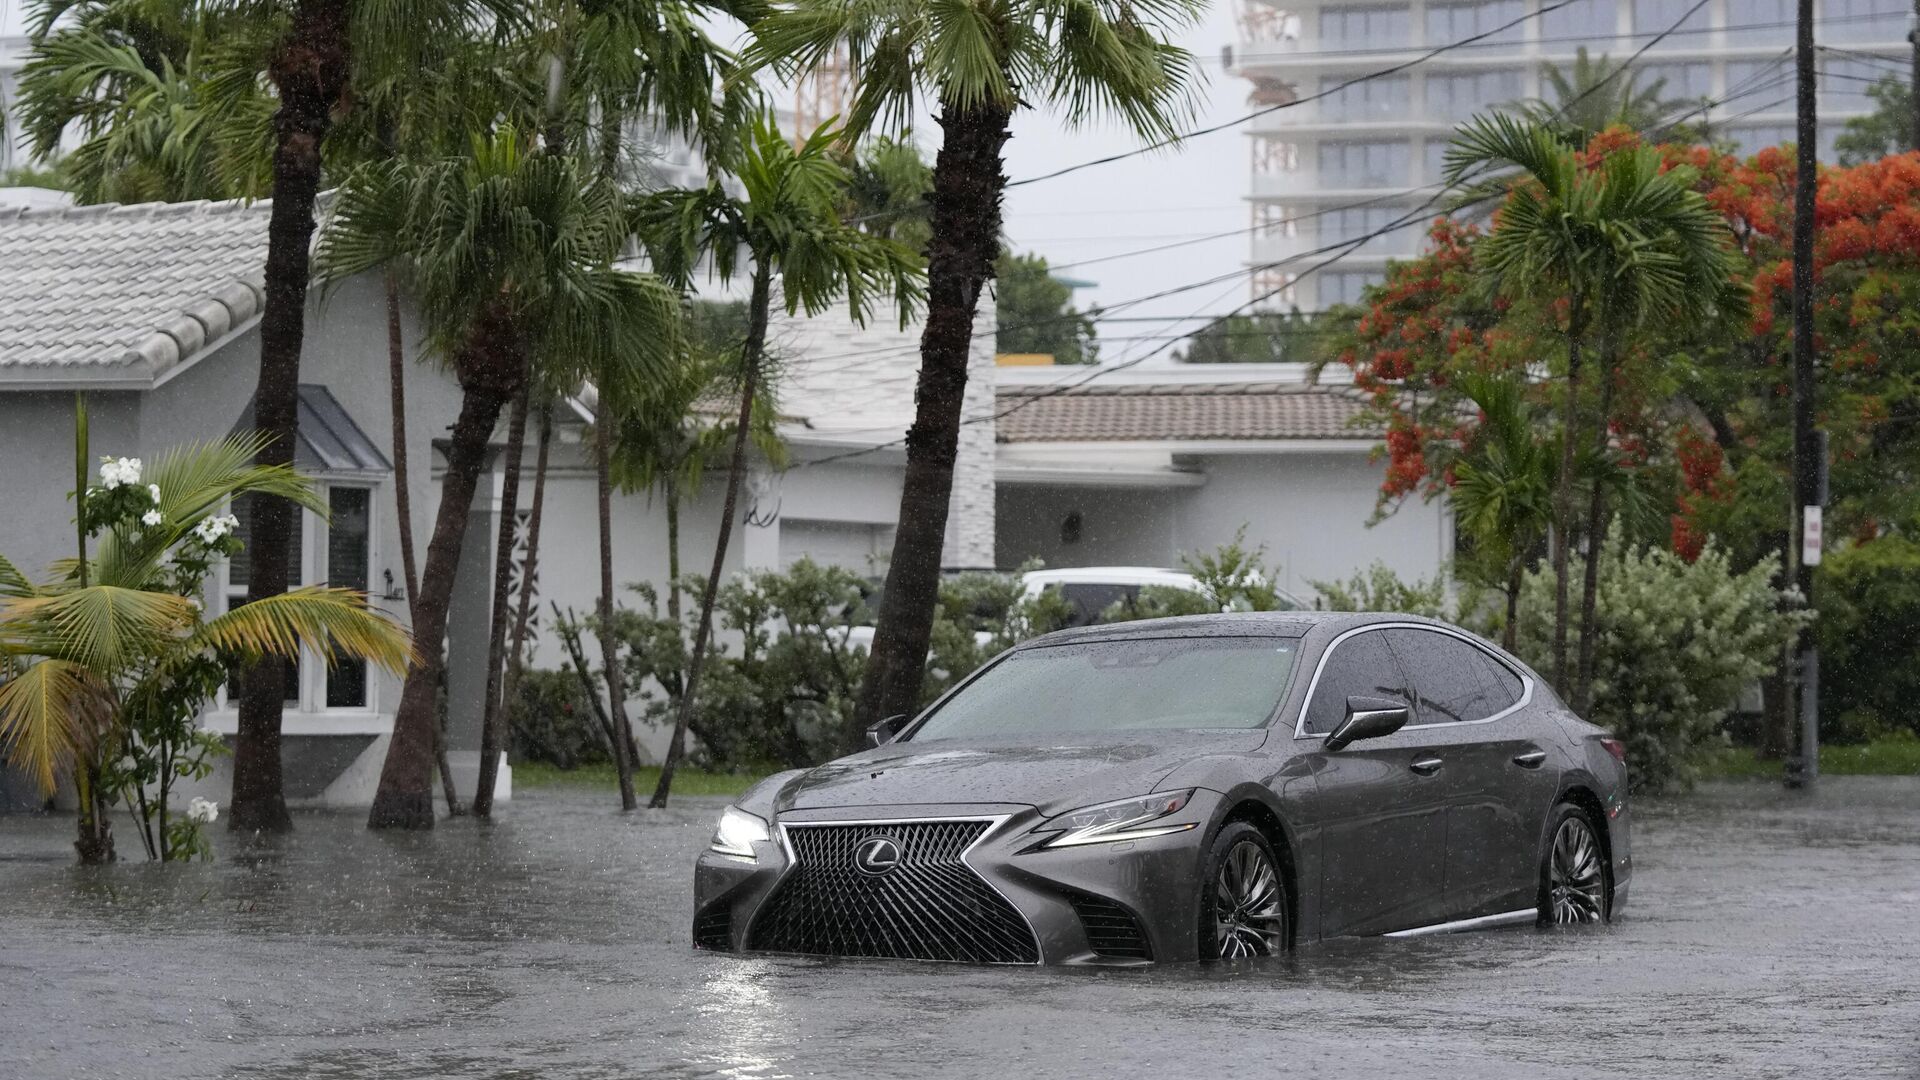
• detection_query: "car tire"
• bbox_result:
[1196,821,1290,959]
[1537,801,1610,926]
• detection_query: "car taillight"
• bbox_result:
[1600,737,1627,764]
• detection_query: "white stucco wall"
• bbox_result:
[995,449,1451,601]
[767,298,996,570]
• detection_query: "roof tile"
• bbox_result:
[995,381,1381,443]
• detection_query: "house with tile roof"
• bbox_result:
[993,363,1452,600]
[0,195,993,809]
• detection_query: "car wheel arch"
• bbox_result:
[1208,788,1300,950]
[1549,782,1615,909]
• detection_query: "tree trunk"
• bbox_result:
[665,477,683,624]
[386,272,460,815]
[1573,359,1618,715]
[1549,301,1586,701]
[497,403,553,767]
[369,323,524,830]
[597,410,639,810]
[652,267,773,808]
[474,386,530,816]
[73,759,114,865]
[1503,560,1523,652]
[850,100,1011,744]
[230,0,352,835]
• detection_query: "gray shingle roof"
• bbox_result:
[0,198,271,387]
[995,381,1381,443]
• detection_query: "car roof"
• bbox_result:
[1013,610,1429,648]
[1020,566,1201,587]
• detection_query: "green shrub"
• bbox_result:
[1512,529,1808,793]
[1818,537,1920,742]
[509,667,607,769]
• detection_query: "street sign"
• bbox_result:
[1802,505,1823,567]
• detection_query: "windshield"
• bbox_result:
[907,636,1298,739]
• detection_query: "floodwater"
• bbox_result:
[2,779,1916,1080]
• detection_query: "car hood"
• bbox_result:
[771,730,1269,816]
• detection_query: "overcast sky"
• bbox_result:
[2,0,1250,357]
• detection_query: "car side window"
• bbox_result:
[1386,628,1505,725]
[1478,651,1526,712]
[1303,630,1411,734]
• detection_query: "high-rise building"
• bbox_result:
[1227,0,1913,309]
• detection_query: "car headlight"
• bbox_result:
[709,806,771,860]
[1037,790,1196,849]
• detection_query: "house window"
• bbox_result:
[222,483,377,712]
[324,486,372,708]
[227,494,304,705]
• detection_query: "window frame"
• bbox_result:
[212,478,382,718]
[1292,622,1534,740]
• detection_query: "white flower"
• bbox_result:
[187,797,219,824]
[141,509,163,527]
[186,596,202,612]
[148,484,162,504]
[191,514,237,544]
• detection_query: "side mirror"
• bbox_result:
[1324,696,1410,752]
[866,714,908,748]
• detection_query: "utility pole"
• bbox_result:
[1911,1,1920,152]
[1787,0,1822,789]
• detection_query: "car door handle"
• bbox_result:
[1512,750,1548,769]
[1409,757,1443,776]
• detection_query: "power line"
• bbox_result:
[785,0,1722,468]
[1007,0,1584,189]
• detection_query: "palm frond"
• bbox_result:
[189,587,414,676]
[0,657,99,796]
[3,586,192,673]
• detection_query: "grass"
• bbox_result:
[511,760,772,798]
[1702,737,1920,780]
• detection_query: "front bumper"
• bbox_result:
[691,795,1221,965]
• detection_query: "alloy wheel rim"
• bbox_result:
[1548,816,1606,924]
[1212,839,1286,958]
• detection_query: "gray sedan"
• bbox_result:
[691,611,1631,964]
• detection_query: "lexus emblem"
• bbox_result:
[854,835,903,876]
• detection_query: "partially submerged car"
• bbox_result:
[693,611,1630,965]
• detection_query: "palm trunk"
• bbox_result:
[385,273,459,815]
[1504,559,1523,652]
[1572,356,1618,716]
[230,0,351,834]
[596,410,640,810]
[1549,300,1586,700]
[850,100,1011,744]
[652,266,772,808]
[73,759,113,864]
[369,325,524,830]
[665,477,683,624]
[474,386,531,815]
[497,403,553,768]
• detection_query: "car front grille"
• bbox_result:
[1067,891,1152,960]
[747,819,1039,964]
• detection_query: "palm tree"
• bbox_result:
[740,0,1206,742]
[18,0,497,832]
[494,0,761,813]
[633,115,923,806]
[0,427,413,863]
[317,125,684,829]
[1520,48,1688,146]
[1446,114,1738,709]
[1450,373,1556,651]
